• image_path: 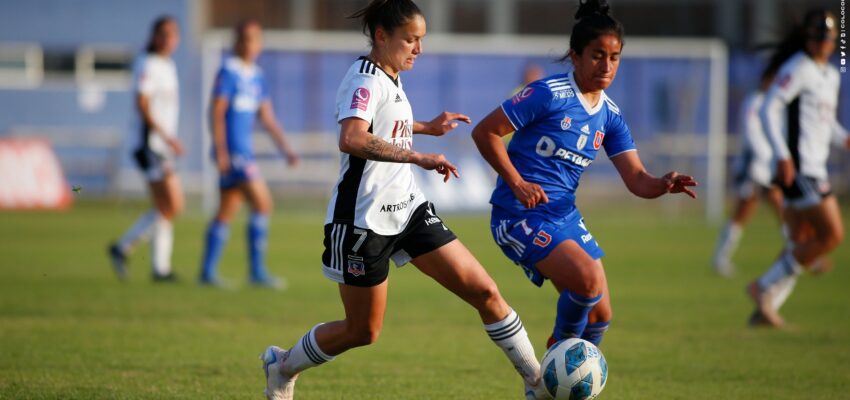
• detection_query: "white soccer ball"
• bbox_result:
[541,338,608,399]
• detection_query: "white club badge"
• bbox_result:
[576,134,588,151]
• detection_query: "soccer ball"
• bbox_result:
[541,338,608,400]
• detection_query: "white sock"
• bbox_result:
[713,222,743,267]
[757,251,803,291]
[771,275,798,311]
[117,210,159,253]
[151,217,173,276]
[484,309,541,386]
[283,324,335,376]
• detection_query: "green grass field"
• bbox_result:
[1,199,849,399]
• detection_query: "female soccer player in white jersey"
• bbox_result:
[711,67,785,277]
[109,16,183,282]
[748,8,850,328]
[261,1,546,399]
[471,0,697,350]
[197,20,300,288]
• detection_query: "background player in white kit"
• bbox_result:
[748,8,850,327]
[260,1,547,399]
[711,66,784,277]
[108,16,183,282]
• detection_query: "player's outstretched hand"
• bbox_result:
[662,172,698,198]
[510,179,549,208]
[776,159,796,188]
[423,112,472,136]
[414,152,460,182]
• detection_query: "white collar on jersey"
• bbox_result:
[568,71,606,116]
[225,56,259,78]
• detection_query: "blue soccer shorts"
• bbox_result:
[490,206,604,287]
[219,155,261,189]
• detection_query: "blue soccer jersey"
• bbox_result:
[212,57,269,160]
[491,72,636,218]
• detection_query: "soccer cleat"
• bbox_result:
[261,345,298,400]
[152,272,179,283]
[711,260,735,278]
[747,310,772,328]
[525,378,553,400]
[250,275,288,291]
[746,282,785,328]
[198,276,236,290]
[108,243,128,281]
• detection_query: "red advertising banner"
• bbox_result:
[0,138,72,210]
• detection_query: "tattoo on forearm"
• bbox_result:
[362,136,413,163]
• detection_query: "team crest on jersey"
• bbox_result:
[593,130,605,150]
[350,87,371,111]
[576,134,588,150]
[347,255,366,277]
[512,87,534,104]
[561,116,572,130]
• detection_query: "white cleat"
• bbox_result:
[525,378,552,400]
[261,346,298,400]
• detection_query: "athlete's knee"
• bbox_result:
[344,320,382,347]
[572,263,605,297]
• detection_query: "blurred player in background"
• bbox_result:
[197,20,300,288]
[711,66,784,277]
[108,16,183,282]
[513,63,545,95]
[472,0,697,350]
[260,1,546,399]
[748,8,849,328]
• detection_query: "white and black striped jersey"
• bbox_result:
[736,91,774,186]
[761,51,848,180]
[133,54,179,156]
[325,57,425,235]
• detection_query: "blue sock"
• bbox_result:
[581,321,610,347]
[200,220,229,281]
[553,290,603,341]
[248,213,270,281]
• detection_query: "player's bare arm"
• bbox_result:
[259,100,300,167]
[472,107,548,208]
[413,111,471,136]
[211,96,230,173]
[340,117,459,181]
[137,93,183,155]
[610,151,698,199]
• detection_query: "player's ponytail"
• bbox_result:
[145,16,176,54]
[565,0,624,58]
[349,0,423,45]
[761,8,833,81]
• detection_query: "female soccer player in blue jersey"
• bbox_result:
[109,16,183,282]
[472,0,698,349]
[198,20,300,288]
[260,1,547,399]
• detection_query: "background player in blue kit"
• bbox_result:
[198,20,300,288]
[472,0,698,349]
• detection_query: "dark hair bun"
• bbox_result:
[575,0,611,20]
